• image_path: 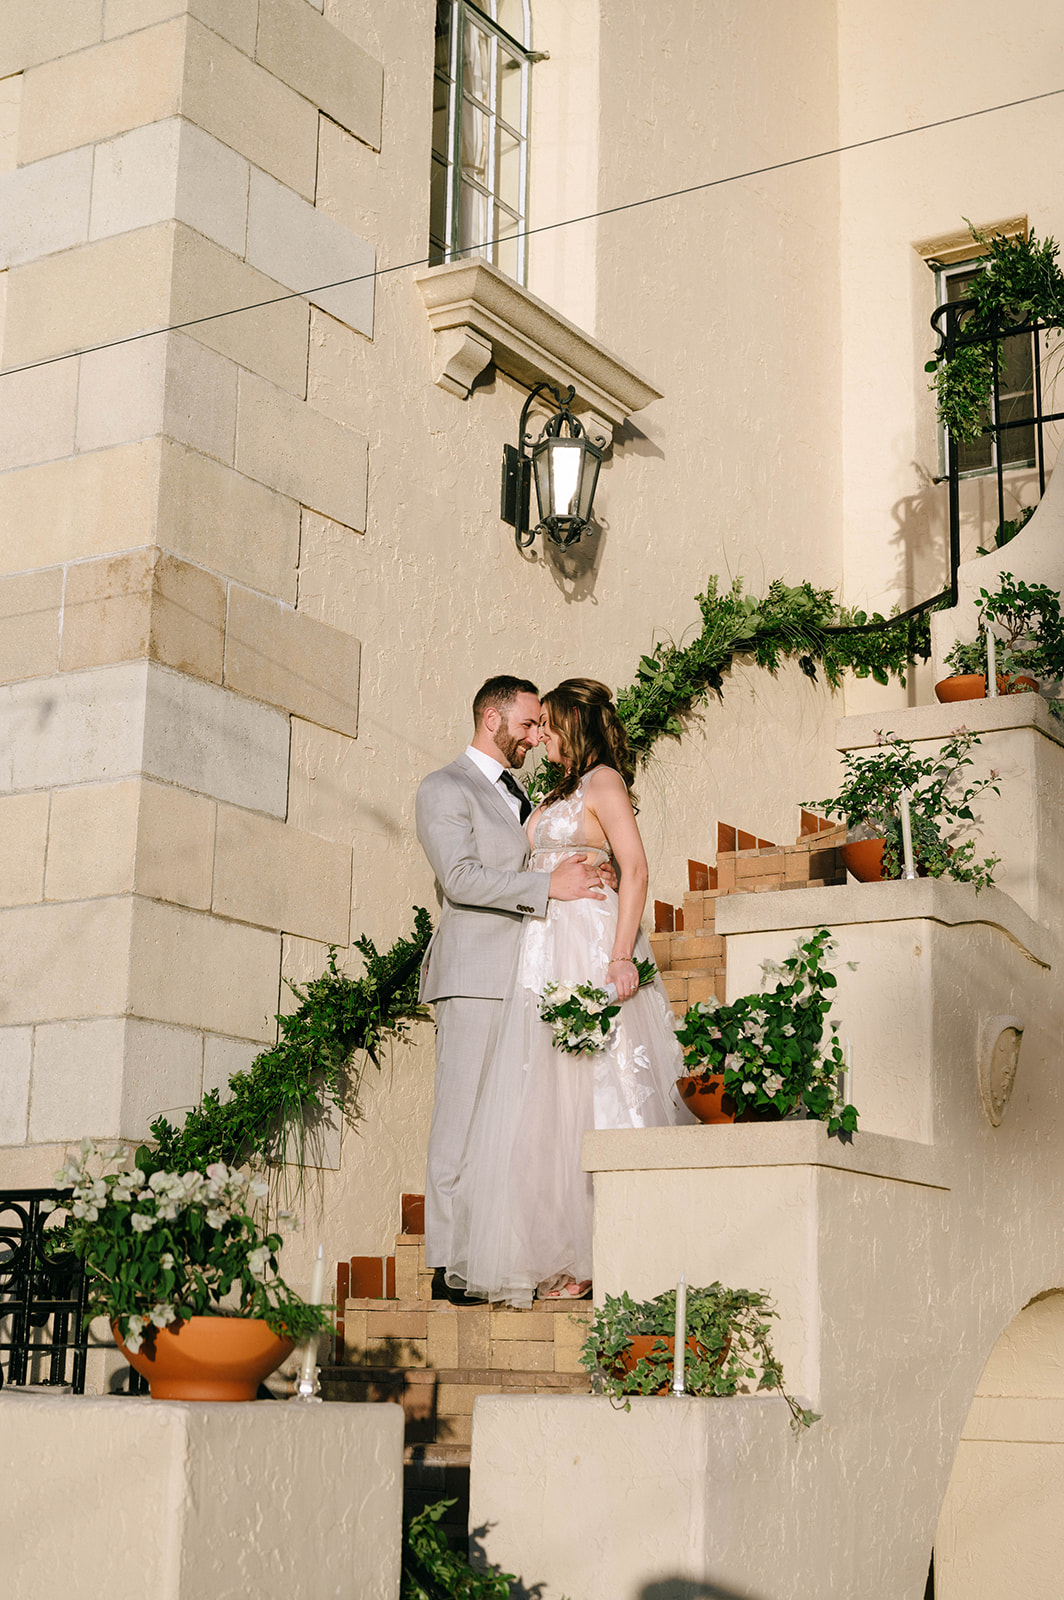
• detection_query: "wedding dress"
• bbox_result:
[447,770,689,1308]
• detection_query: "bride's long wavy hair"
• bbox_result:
[541,678,636,804]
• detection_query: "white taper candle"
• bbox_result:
[899,789,916,880]
[986,624,998,698]
[297,1244,326,1390]
[672,1273,687,1396]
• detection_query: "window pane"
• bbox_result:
[463,19,492,106]
[496,125,521,211]
[494,205,519,278]
[459,181,490,256]
[430,159,449,255]
[435,0,452,72]
[460,97,490,185]
[432,75,450,160]
[498,50,523,130]
[495,0,528,44]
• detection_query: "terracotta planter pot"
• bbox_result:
[736,1100,785,1123]
[935,673,986,703]
[614,1333,730,1394]
[842,838,887,882]
[113,1315,295,1401]
[676,1073,737,1123]
[935,672,1039,702]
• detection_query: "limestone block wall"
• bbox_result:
[0,1,383,1191]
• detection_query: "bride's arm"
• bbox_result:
[586,768,648,1001]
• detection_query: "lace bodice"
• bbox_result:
[529,771,610,870]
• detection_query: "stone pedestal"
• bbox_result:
[0,1394,403,1600]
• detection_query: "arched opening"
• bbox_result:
[934,1289,1064,1597]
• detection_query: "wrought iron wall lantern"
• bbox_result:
[501,382,606,550]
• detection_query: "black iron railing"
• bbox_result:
[0,1189,88,1393]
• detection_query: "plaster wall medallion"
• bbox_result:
[979,1014,1024,1126]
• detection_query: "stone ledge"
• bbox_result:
[414,258,662,425]
[713,880,1052,968]
[836,692,1064,752]
[582,1121,949,1189]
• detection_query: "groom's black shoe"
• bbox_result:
[431,1267,487,1306]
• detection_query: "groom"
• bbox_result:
[415,675,606,1302]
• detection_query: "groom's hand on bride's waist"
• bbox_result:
[548,853,609,901]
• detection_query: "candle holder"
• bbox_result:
[289,1364,323,1403]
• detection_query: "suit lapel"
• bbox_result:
[454,753,530,843]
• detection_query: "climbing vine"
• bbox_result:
[149,910,432,1172]
[925,226,1064,442]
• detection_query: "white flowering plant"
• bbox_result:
[539,960,658,1054]
[45,1141,331,1352]
[674,927,858,1139]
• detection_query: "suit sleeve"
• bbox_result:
[416,771,551,917]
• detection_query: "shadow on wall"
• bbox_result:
[639,1581,767,1600]
[468,1525,545,1599]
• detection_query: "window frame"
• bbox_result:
[431,0,534,284]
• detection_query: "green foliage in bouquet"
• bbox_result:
[48,1141,332,1349]
[539,959,657,1054]
[675,927,857,1138]
[805,731,1000,887]
[580,1284,819,1431]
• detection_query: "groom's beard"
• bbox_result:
[496,719,532,770]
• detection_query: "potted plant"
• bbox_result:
[674,927,857,1138]
[579,1284,819,1430]
[937,574,1063,702]
[805,730,1000,888]
[46,1140,332,1400]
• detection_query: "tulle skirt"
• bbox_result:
[447,887,689,1308]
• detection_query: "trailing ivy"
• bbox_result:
[617,575,933,762]
[925,226,1064,442]
[150,909,433,1172]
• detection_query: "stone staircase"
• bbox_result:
[650,814,846,1016]
[321,1220,593,1549]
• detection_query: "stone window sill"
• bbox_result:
[414,259,662,434]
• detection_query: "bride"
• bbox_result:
[447,677,689,1308]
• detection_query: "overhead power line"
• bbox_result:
[3,83,1063,382]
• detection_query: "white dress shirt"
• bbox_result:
[465,745,525,820]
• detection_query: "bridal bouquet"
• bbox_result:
[540,960,657,1054]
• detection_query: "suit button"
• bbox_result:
[517,903,533,913]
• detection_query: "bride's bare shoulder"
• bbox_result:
[585,766,631,802]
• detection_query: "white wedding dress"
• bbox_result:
[447,770,689,1308]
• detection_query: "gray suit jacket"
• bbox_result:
[415,753,551,1002]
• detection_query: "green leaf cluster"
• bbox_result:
[926,227,1064,442]
[580,1285,819,1431]
[50,1142,332,1347]
[675,927,858,1138]
[402,1498,515,1599]
[805,730,1000,887]
[525,576,933,803]
[150,909,433,1173]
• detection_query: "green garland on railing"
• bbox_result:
[617,575,932,761]
[149,909,433,1172]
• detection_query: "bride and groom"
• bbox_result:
[415,674,687,1310]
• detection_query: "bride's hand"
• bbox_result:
[608,956,638,999]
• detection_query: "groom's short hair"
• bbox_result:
[473,675,539,726]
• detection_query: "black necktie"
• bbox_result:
[498,770,532,824]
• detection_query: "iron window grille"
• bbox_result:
[430,0,534,283]
[930,295,1064,585]
[0,1188,89,1394]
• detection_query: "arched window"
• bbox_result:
[430,0,534,283]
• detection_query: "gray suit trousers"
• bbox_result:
[424,996,502,1272]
